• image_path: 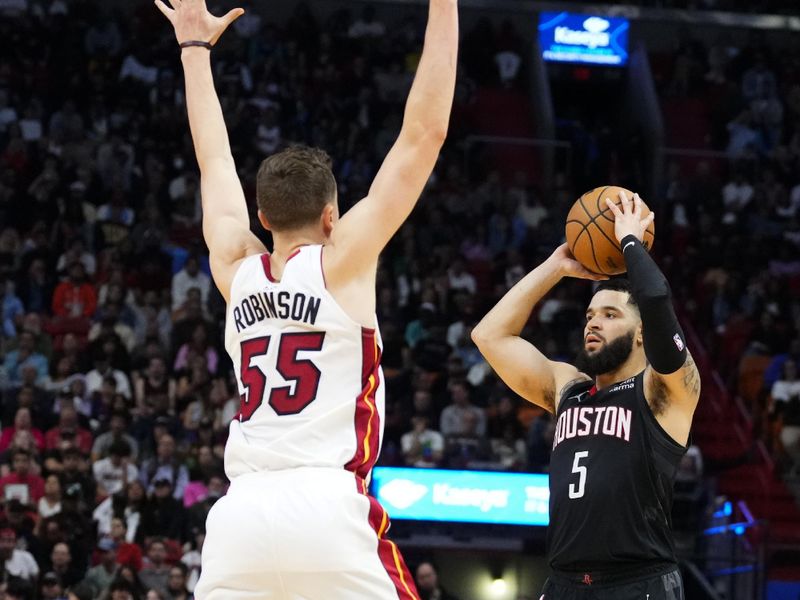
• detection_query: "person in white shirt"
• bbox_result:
[171,255,211,311]
[401,415,444,468]
[38,474,62,519]
[84,346,132,399]
[0,527,38,582]
[92,440,138,497]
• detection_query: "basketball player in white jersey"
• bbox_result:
[155,0,457,598]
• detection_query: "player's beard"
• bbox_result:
[575,329,635,376]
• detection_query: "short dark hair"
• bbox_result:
[256,145,337,231]
[594,278,638,310]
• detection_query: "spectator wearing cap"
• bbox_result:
[44,405,93,454]
[139,476,187,542]
[93,439,137,498]
[91,411,139,462]
[139,435,188,500]
[39,571,65,600]
[0,527,38,582]
[139,538,170,597]
[80,536,118,596]
[0,449,45,507]
[0,408,45,452]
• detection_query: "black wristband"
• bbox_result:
[180,40,212,50]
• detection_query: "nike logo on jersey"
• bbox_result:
[552,405,632,450]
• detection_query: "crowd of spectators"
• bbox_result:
[654,34,800,475]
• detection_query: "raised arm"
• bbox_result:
[156,0,266,302]
[324,0,458,283]
[471,245,604,413]
[606,191,701,441]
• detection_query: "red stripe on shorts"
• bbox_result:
[344,328,382,478]
[356,476,420,600]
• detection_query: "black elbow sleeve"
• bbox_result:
[621,235,687,374]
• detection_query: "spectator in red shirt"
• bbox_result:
[0,408,45,452]
[51,261,97,318]
[0,449,45,507]
[44,405,93,454]
[109,516,143,572]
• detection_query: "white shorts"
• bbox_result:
[194,468,419,600]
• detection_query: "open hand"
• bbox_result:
[154,0,244,46]
[547,243,608,281]
[605,190,654,244]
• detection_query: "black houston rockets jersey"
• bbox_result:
[547,371,687,573]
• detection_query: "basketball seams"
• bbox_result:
[566,221,587,257]
[583,222,604,275]
[582,188,625,252]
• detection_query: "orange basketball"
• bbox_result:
[565,186,655,276]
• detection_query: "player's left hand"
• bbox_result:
[605,190,654,244]
[154,0,244,47]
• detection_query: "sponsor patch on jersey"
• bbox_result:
[673,333,684,351]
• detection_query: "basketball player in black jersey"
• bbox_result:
[472,191,700,600]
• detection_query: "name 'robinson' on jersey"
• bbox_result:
[222,244,384,481]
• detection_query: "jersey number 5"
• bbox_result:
[239,332,326,420]
[569,451,588,499]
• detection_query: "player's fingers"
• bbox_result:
[618,189,631,213]
[642,212,655,228]
[605,198,622,218]
[633,193,643,217]
[154,0,174,20]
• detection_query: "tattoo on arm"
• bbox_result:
[681,354,701,398]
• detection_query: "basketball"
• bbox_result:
[565,186,655,276]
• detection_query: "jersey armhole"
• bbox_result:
[636,373,688,455]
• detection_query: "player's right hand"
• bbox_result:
[154,0,244,47]
[547,243,608,281]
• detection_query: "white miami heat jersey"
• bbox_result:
[222,245,385,481]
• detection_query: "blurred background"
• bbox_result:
[0,0,799,598]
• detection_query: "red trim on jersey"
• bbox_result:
[355,476,420,600]
[344,328,382,478]
[589,384,598,396]
[286,248,301,262]
[260,253,277,283]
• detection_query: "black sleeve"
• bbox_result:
[621,235,687,374]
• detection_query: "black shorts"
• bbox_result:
[541,568,684,600]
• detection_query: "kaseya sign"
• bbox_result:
[539,12,630,66]
[371,467,550,526]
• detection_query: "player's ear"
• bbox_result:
[257,210,272,232]
[636,322,643,347]
[321,203,335,237]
